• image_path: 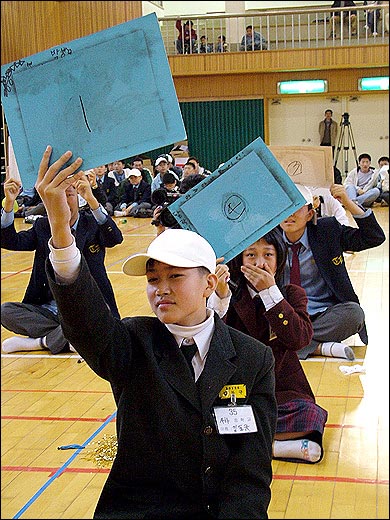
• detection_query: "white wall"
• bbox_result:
[142,1,165,17]
[161,1,337,17]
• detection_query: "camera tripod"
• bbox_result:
[334,112,358,177]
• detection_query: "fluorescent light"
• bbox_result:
[358,76,389,91]
[277,80,327,94]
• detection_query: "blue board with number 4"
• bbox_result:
[168,136,306,263]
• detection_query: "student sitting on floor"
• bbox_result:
[1,166,123,354]
[213,227,328,463]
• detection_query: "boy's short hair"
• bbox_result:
[122,229,216,276]
[188,156,199,164]
[180,174,206,194]
[358,153,371,162]
[162,172,176,185]
[378,156,389,164]
[185,162,196,169]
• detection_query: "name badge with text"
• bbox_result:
[213,405,257,434]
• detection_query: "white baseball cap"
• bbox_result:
[155,157,168,166]
[122,229,216,276]
[295,184,313,206]
[128,168,142,177]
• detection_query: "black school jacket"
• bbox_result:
[2,212,123,318]
[47,258,277,519]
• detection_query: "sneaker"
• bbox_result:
[372,32,378,36]
[344,346,355,361]
[320,341,355,360]
[114,210,126,217]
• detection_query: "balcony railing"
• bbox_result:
[158,4,389,55]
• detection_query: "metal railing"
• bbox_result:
[158,4,389,55]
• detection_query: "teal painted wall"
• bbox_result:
[144,99,264,172]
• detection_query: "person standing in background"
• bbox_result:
[319,109,338,156]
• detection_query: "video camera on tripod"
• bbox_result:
[340,112,351,126]
[334,112,358,176]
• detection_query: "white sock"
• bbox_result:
[320,341,355,360]
[273,439,322,463]
[2,336,46,353]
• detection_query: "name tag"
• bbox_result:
[219,384,247,399]
[213,405,258,434]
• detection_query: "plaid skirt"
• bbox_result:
[276,398,328,440]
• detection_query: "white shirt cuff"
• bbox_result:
[207,290,232,318]
[258,285,284,311]
[48,235,81,283]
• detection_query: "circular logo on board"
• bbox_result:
[222,194,247,222]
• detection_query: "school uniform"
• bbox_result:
[280,209,385,360]
[300,212,385,350]
[1,212,123,352]
[119,179,152,206]
[224,283,328,458]
[46,257,277,519]
[97,174,119,209]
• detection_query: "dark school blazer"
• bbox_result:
[119,179,152,206]
[1,212,123,318]
[99,175,118,207]
[224,283,316,406]
[47,257,277,519]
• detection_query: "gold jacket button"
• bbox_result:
[203,426,213,435]
[278,313,284,318]
[283,319,288,325]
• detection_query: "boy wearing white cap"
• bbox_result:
[151,156,180,193]
[279,183,385,361]
[37,147,277,519]
[113,168,152,217]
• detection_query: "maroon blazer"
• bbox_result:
[224,284,315,405]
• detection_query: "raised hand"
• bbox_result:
[88,169,98,187]
[241,262,275,292]
[36,146,83,248]
[330,182,364,216]
[3,166,22,212]
[73,173,100,211]
[215,257,230,298]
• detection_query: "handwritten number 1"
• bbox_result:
[79,95,91,132]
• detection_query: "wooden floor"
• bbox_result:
[1,208,389,519]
